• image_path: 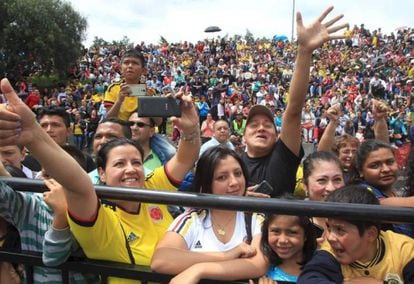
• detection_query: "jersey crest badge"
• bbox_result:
[149,206,163,223]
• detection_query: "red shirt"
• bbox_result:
[25,93,40,109]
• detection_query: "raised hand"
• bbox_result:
[296,6,348,54]
[43,178,68,216]
[371,99,390,120]
[0,78,37,146]
[43,177,70,230]
[326,103,341,122]
[171,90,199,135]
[117,83,132,101]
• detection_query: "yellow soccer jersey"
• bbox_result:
[68,166,180,283]
[321,230,414,283]
[104,82,138,121]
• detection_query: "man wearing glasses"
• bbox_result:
[128,112,175,172]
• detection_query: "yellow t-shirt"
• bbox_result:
[321,230,414,283]
[73,124,83,135]
[294,165,306,199]
[68,166,179,283]
[104,82,139,121]
[92,93,104,104]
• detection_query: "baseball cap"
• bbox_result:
[246,105,274,126]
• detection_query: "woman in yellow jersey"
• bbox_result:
[0,79,200,283]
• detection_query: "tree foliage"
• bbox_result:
[0,0,87,81]
[159,36,169,46]
[92,36,110,48]
[92,35,133,49]
[244,29,254,44]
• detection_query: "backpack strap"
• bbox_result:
[360,183,387,199]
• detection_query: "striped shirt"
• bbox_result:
[0,181,97,283]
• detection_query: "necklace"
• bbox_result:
[211,213,235,236]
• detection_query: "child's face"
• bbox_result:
[326,218,374,265]
[267,216,305,263]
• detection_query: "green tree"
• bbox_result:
[159,36,169,46]
[244,29,254,44]
[0,0,87,81]
[112,36,133,49]
[92,36,110,48]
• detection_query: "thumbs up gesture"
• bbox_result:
[0,78,37,146]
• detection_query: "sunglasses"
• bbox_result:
[129,121,153,128]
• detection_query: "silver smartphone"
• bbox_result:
[129,84,147,96]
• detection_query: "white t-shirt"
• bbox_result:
[168,209,263,252]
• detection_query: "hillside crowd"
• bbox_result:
[0,6,414,284]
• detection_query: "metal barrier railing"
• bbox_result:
[0,250,245,284]
[3,177,414,222]
[1,176,414,283]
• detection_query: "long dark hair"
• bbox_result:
[302,151,343,186]
[354,139,394,185]
[355,139,393,172]
[192,145,248,194]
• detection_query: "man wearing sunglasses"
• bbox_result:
[128,112,176,172]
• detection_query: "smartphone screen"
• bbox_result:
[253,180,274,195]
[129,84,146,96]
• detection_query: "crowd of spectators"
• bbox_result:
[1,11,414,283]
[11,22,414,152]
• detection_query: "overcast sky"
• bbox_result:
[66,0,414,47]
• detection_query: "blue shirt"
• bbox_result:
[267,265,298,283]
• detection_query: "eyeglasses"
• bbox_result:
[129,121,153,128]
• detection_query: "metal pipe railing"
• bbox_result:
[0,251,246,284]
[2,177,414,223]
